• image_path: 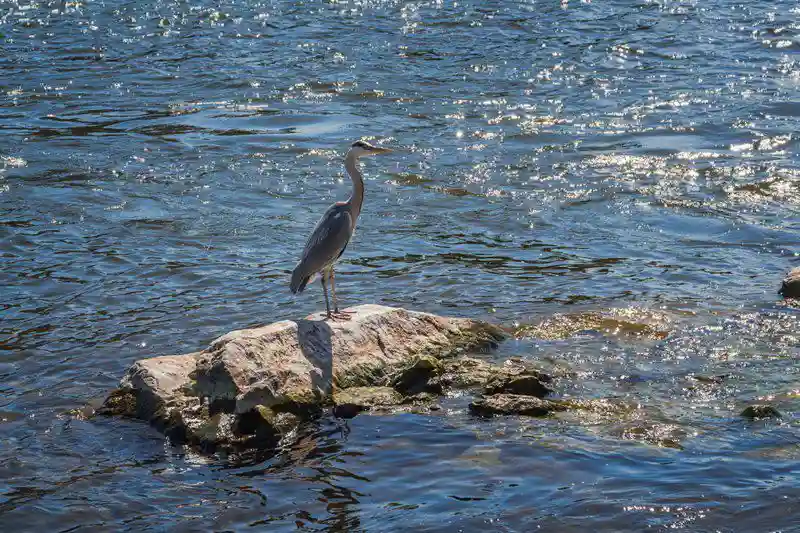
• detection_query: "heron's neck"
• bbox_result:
[344,152,364,223]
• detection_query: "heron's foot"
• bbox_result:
[330,310,354,321]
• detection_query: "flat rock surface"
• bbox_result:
[100,304,506,449]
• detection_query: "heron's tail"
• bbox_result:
[290,265,311,294]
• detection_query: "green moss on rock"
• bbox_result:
[96,388,139,418]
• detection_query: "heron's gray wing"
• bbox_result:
[297,203,353,274]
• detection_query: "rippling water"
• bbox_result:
[2,0,799,530]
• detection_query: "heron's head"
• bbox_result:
[348,140,392,158]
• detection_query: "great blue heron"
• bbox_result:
[290,140,391,319]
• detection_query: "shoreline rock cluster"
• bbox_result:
[99,305,511,451]
[97,303,788,453]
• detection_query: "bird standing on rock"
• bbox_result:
[290,140,392,320]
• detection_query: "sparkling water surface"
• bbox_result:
[1,0,799,530]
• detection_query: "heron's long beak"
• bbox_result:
[372,147,392,154]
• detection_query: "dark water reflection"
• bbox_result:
[1,0,799,530]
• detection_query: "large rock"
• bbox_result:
[99,305,506,450]
[779,267,800,298]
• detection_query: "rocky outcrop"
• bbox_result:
[779,267,800,299]
[100,303,670,452]
[99,305,507,450]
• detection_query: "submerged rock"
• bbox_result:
[741,404,781,419]
[469,394,566,417]
[517,308,671,341]
[689,374,727,385]
[484,374,552,398]
[99,305,507,449]
[779,267,800,299]
[469,394,634,419]
[556,398,636,416]
[441,356,553,393]
[616,421,685,450]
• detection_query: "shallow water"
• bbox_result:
[1,0,799,530]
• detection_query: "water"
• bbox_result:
[1,0,799,530]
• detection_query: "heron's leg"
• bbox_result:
[331,266,339,313]
[330,267,354,320]
[321,271,332,319]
